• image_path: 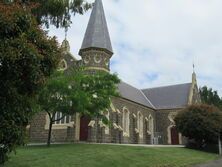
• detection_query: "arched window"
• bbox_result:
[137,112,143,138]
[122,107,130,136]
[148,115,154,133]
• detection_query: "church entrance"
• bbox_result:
[171,126,179,145]
[80,116,90,141]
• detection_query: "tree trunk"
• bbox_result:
[47,116,53,147]
[46,112,67,146]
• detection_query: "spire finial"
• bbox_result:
[192,63,197,84]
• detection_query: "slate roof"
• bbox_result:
[80,0,113,53]
[142,83,192,109]
[118,81,155,109]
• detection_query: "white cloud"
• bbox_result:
[47,0,222,96]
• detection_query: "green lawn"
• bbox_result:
[4,144,219,167]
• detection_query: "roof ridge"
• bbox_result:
[118,81,154,109]
[139,89,156,109]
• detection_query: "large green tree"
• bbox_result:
[175,105,222,148]
[199,86,222,110]
[0,2,61,164]
[38,68,120,146]
[0,0,91,163]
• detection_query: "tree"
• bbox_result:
[199,86,222,110]
[0,2,61,164]
[175,105,222,148]
[38,68,120,146]
[5,0,92,28]
[0,0,92,163]
[32,0,91,28]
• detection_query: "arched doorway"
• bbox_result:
[80,116,90,141]
[171,126,179,145]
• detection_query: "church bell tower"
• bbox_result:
[79,0,113,72]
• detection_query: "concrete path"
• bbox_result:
[89,142,185,148]
[28,142,185,148]
[193,158,222,167]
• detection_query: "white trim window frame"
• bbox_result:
[53,112,72,125]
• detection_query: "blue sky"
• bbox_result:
[48,0,222,96]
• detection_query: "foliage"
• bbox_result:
[33,0,91,28]
[4,144,219,167]
[175,105,222,148]
[199,86,222,110]
[4,0,92,28]
[37,68,120,146]
[0,2,61,164]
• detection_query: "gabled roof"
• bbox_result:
[80,0,113,54]
[142,83,192,109]
[118,81,155,109]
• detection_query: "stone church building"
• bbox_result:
[29,0,200,145]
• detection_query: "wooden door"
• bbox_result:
[80,116,90,141]
[171,126,179,145]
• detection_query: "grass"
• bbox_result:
[4,144,219,167]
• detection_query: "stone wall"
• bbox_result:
[30,112,48,142]
[30,98,188,145]
[30,112,75,143]
[92,97,156,144]
[156,108,187,145]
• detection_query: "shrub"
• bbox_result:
[175,104,222,148]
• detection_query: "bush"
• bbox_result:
[175,104,222,149]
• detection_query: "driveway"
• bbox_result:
[193,158,222,167]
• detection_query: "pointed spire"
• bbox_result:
[79,0,113,54]
[192,63,197,84]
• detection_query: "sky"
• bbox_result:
[47,0,222,96]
